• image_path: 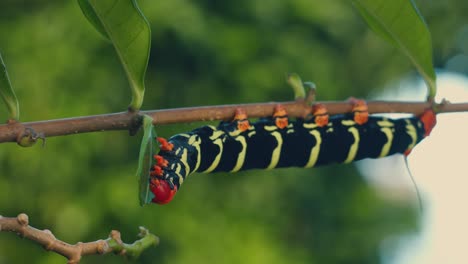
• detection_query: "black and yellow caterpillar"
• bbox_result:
[149,101,436,204]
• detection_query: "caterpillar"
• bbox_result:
[149,99,437,204]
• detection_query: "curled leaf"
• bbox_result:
[287,73,306,99]
[136,115,157,205]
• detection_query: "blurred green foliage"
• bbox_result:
[0,1,466,263]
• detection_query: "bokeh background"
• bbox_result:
[0,1,467,263]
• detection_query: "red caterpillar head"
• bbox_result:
[150,178,178,204]
[151,140,177,204]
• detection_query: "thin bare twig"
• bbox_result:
[0,213,159,264]
[0,99,467,144]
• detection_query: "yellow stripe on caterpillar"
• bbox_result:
[266,131,283,169]
[378,120,395,157]
[264,125,279,131]
[341,120,356,126]
[189,135,202,172]
[247,130,256,137]
[231,136,247,172]
[304,130,322,168]
[303,123,318,129]
[179,148,191,176]
[202,131,226,173]
[175,163,184,185]
[344,127,360,163]
[405,119,418,150]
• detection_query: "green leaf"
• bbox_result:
[286,73,305,99]
[351,0,437,99]
[0,52,19,121]
[78,0,151,111]
[136,115,157,206]
[77,0,110,39]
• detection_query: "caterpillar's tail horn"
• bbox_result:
[420,108,437,137]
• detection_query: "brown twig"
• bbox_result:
[0,213,159,264]
[0,99,467,144]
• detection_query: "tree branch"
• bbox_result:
[1,99,467,144]
[0,213,159,264]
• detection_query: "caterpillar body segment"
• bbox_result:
[150,102,434,204]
